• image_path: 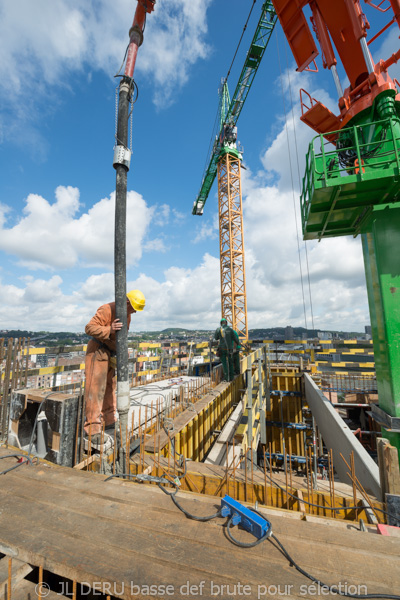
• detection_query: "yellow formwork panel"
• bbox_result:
[331,362,375,368]
[2,363,85,380]
[130,459,384,523]
[136,368,161,376]
[22,347,48,355]
[139,343,161,348]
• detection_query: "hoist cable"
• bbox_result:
[283,40,315,331]
[226,0,257,82]
[275,29,308,330]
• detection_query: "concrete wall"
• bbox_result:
[304,373,381,500]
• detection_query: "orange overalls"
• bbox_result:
[84,302,131,435]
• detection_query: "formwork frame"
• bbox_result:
[218,152,248,339]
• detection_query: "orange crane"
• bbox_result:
[272,0,400,456]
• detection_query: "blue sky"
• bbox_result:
[0,0,397,332]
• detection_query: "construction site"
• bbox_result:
[1,1,400,599]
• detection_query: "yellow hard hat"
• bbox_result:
[127,289,146,311]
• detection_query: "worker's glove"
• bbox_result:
[110,355,117,370]
[237,345,243,351]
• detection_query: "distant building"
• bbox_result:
[284,326,294,340]
[317,331,332,340]
[365,325,372,336]
[36,354,49,368]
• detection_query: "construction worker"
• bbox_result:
[232,330,243,377]
[84,290,145,450]
[214,318,240,381]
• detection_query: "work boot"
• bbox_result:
[105,422,117,435]
[84,432,113,452]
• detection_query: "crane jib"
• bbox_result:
[192,1,277,216]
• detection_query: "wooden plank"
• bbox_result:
[0,557,33,597]
[0,456,396,558]
[384,443,400,495]
[0,449,399,599]
[73,455,96,470]
[377,437,400,498]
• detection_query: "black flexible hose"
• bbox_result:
[0,453,33,475]
[225,514,271,547]
[269,533,400,599]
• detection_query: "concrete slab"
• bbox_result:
[127,375,209,434]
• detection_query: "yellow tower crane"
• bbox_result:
[192,2,277,339]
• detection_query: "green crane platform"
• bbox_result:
[301,116,400,241]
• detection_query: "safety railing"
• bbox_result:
[301,116,400,226]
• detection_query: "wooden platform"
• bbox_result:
[0,447,399,599]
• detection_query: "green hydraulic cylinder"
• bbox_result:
[361,204,400,457]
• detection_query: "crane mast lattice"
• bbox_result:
[192,1,277,339]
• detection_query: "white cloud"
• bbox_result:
[238,60,370,332]
[0,275,86,331]
[144,238,167,252]
[128,252,221,330]
[172,208,185,223]
[0,0,213,149]
[0,186,153,270]
[78,273,114,301]
[0,252,221,332]
[261,67,339,194]
[153,204,170,227]
[137,0,212,106]
[192,212,218,243]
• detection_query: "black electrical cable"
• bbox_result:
[114,43,130,77]
[0,453,33,476]
[158,481,222,522]
[224,506,400,598]
[226,0,257,82]
[103,444,399,597]
[336,127,388,169]
[225,514,271,548]
[268,533,400,599]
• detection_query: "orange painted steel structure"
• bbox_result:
[218,153,248,340]
[272,0,400,136]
